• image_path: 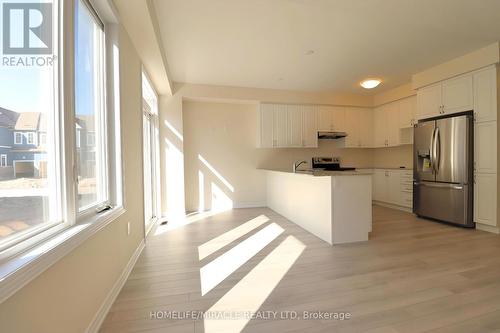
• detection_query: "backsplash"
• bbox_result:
[372,145,413,169]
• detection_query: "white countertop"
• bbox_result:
[261,168,373,176]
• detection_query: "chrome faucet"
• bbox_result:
[293,160,308,173]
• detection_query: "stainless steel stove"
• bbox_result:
[311,157,356,171]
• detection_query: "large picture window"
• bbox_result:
[0,0,121,259]
[0,0,62,251]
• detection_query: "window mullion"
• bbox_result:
[62,0,77,226]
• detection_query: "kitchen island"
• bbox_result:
[264,169,372,245]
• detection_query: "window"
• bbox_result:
[0,0,62,252]
[142,72,160,235]
[87,132,95,146]
[0,0,121,262]
[40,133,47,145]
[75,0,107,211]
[26,132,36,145]
[14,132,22,145]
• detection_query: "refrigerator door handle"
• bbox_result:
[434,127,441,173]
[429,128,436,174]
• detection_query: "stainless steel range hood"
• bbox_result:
[317,131,348,139]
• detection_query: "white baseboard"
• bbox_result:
[373,201,412,213]
[476,223,500,234]
[233,202,266,209]
[86,239,145,333]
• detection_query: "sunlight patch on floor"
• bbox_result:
[154,210,231,236]
[200,222,283,296]
[198,215,270,260]
[204,236,306,333]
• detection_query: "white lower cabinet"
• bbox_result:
[474,173,497,226]
[373,169,413,209]
[373,170,389,202]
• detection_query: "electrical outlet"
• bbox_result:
[127,222,131,235]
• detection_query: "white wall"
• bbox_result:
[160,82,375,217]
[182,101,374,212]
[0,25,145,333]
[372,145,413,169]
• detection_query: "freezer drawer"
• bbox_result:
[413,182,473,227]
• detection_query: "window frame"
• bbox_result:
[141,70,161,238]
[40,133,47,145]
[0,0,123,270]
[0,154,6,167]
[74,0,110,217]
[26,132,36,145]
[14,132,22,145]
[87,131,95,146]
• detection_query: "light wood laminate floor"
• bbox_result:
[100,206,500,333]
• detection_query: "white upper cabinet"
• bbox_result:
[386,102,400,146]
[317,106,345,132]
[331,107,346,132]
[344,107,372,148]
[287,104,303,147]
[473,66,497,122]
[372,103,400,147]
[302,105,318,147]
[273,104,288,147]
[399,95,417,128]
[344,108,358,147]
[258,103,318,148]
[317,106,334,131]
[360,108,373,147]
[441,74,473,114]
[343,107,372,148]
[416,68,498,121]
[417,83,442,119]
[373,106,386,147]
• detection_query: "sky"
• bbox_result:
[0,0,95,117]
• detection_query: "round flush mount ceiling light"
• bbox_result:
[360,79,382,89]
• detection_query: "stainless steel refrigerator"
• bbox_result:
[413,113,474,227]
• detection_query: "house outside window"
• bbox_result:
[14,132,22,145]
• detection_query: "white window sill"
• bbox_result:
[0,207,125,304]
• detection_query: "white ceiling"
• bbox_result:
[153,0,500,94]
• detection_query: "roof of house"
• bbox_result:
[76,115,95,131]
[0,107,20,128]
[15,112,41,131]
